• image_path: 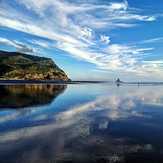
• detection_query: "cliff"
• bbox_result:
[0,50,70,81]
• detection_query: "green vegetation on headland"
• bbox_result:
[0,50,70,81]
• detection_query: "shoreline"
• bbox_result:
[0,80,109,85]
[0,80,163,85]
[117,82,163,85]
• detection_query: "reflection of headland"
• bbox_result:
[0,86,163,162]
[0,84,67,109]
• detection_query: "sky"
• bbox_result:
[0,0,163,81]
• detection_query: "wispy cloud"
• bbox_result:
[100,35,111,44]
[0,0,161,78]
[140,37,163,44]
[0,37,33,53]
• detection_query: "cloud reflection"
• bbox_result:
[0,85,163,162]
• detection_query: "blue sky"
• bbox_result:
[0,0,163,81]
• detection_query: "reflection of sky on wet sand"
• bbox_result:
[0,84,163,162]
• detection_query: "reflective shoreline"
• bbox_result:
[0,84,163,163]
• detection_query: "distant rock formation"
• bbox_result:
[0,50,70,81]
[115,78,122,83]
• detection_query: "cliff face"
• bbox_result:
[0,50,70,81]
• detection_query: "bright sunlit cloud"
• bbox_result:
[0,0,163,80]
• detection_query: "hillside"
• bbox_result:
[0,50,70,81]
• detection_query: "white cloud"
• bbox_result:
[100,35,111,44]
[143,60,163,64]
[80,27,93,39]
[0,37,18,48]
[139,37,163,44]
[109,0,128,10]
[0,37,33,53]
[30,39,52,49]
[0,0,161,78]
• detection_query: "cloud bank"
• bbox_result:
[0,0,162,78]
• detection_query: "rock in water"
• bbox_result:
[0,50,70,81]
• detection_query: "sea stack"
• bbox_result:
[116,78,122,83]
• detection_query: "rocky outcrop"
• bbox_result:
[0,50,70,81]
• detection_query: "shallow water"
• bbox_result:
[0,83,163,163]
